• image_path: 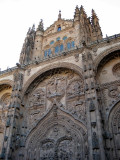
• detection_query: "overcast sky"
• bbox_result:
[0,0,120,70]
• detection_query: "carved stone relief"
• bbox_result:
[101,84,120,110]
[112,63,120,78]
[108,85,119,98]
[25,111,88,160]
[26,68,86,130]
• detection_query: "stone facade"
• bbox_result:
[0,5,120,160]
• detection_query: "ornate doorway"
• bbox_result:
[23,68,87,160]
[25,108,88,160]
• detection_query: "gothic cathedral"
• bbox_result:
[0,5,120,160]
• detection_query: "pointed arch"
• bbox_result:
[25,107,87,160]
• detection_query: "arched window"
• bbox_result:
[63,36,67,40]
[55,46,59,54]
[56,37,60,41]
[50,41,54,45]
[60,44,64,52]
[67,41,75,50]
[44,49,52,57]
[48,49,52,56]
[57,26,61,31]
[44,50,48,57]
[67,42,71,50]
[71,41,75,48]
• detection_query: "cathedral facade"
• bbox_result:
[0,5,120,160]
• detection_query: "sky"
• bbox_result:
[0,0,120,71]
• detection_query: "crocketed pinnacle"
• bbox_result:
[37,19,44,31]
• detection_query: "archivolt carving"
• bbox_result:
[25,109,88,160]
[112,62,120,78]
[94,45,120,73]
[22,62,83,96]
[1,93,11,110]
[25,68,86,131]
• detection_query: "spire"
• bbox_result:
[27,27,31,35]
[91,9,103,40]
[74,5,80,21]
[37,19,44,31]
[91,9,99,26]
[58,10,61,20]
[80,5,87,18]
[32,24,35,31]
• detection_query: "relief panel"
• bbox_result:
[25,68,86,132]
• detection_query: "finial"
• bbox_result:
[58,10,61,20]
[27,27,31,35]
[32,24,35,31]
[76,5,79,9]
[37,19,44,31]
[80,5,85,15]
[92,9,98,18]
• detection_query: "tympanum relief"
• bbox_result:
[25,68,86,131]
[26,112,87,160]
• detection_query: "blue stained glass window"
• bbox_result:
[67,43,71,50]
[60,44,64,52]
[44,50,48,57]
[56,37,60,41]
[57,27,61,31]
[63,36,67,40]
[55,46,59,54]
[48,49,52,56]
[50,41,54,45]
[71,41,75,48]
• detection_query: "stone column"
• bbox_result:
[82,49,105,160]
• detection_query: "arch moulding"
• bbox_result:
[0,79,13,87]
[22,62,83,96]
[94,44,120,72]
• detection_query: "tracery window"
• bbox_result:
[67,41,75,50]
[44,49,52,57]
[60,44,64,52]
[55,46,59,54]
[63,36,67,40]
[67,42,71,50]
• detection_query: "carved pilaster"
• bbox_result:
[0,71,24,160]
[82,49,105,160]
